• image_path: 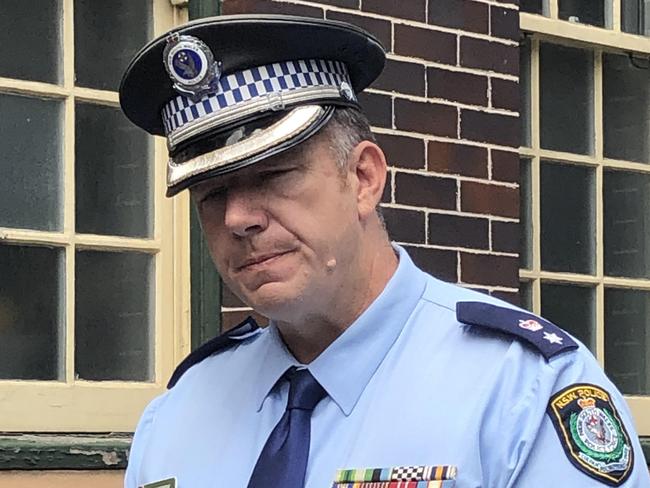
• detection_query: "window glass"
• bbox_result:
[604,171,650,278]
[603,52,650,164]
[622,0,650,35]
[520,159,533,269]
[559,0,605,27]
[540,43,594,155]
[74,0,152,91]
[605,288,650,395]
[75,102,153,238]
[0,244,64,380]
[0,93,63,231]
[540,161,595,274]
[0,0,61,84]
[75,250,153,381]
[541,283,596,351]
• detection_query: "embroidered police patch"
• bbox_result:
[547,384,633,486]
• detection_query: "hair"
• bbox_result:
[317,106,377,171]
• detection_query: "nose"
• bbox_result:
[223,187,269,238]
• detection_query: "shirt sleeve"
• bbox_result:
[124,393,168,488]
[505,347,650,487]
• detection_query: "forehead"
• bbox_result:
[188,136,328,197]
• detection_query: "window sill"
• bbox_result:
[0,433,648,470]
[0,433,131,470]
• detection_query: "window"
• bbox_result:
[520,0,650,434]
[0,0,190,431]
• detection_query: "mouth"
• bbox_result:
[236,250,293,272]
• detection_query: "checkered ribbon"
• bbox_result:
[162,59,353,135]
[334,466,457,484]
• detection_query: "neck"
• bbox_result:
[276,233,398,363]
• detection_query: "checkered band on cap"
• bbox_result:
[161,59,354,136]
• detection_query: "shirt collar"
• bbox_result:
[252,245,427,414]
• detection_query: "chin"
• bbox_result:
[242,282,307,321]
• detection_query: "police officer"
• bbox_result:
[119,15,650,488]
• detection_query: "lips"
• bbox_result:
[236,250,293,271]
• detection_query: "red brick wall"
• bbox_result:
[219,0,521,329]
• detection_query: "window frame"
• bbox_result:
[0,0,191,432]
[520,0,650,435]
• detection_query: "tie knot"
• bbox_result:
[286,368,326,411]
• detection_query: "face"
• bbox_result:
[191,140,363,322]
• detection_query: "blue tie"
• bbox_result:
[247,368,326,488]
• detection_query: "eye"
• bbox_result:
[200,186,226,205]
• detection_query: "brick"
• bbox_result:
[491,77,519,112]
[315,0,359,8]
[428,141,488,178]
[326,10,392,50]
[491,5,520,40]
[381,171,392,203]
[221,0,324,16]
[358,91,392,129]
[222,310,268,332]
[428,0,489,34]
[491,289,520,305]
[428,213,489,249]
[461,252,519,287]
[376,133,425,170]
[427,67,488,106]
[460,37,518,75]
[491,149,519,183]
[394,24,457,65]
[373,59,425,96]
[404,245,457,282]
[395,172,456,209]
[461,181,518,218]
[461,109,519,147]
[363,0,426,22]
[382,207,426,243]
[492,220,520,253]
[394,98,457,137]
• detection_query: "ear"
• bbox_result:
[348,141,388,220]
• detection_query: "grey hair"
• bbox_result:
[315,106,377,170]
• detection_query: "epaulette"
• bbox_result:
[456,301,578,360]
[167,316,261,389]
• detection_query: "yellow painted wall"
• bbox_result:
[0,471,123,487]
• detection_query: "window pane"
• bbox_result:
[605,288,650,395]
[541,283,596,351]
[75,102,153,237]
[622,0,650,35]
[74,0,152,91]
[0,0,61,83]
[520,159,533,269]
[520,39,532,147]
[521,0,543,14]
[75,251,153,381]
[540,43,594,155]
[604,171,650,278]
[0,94,63,231]
[541,162,595,274]
[603,52,650,164]
[559,0,605,26]
[0,244,64,380]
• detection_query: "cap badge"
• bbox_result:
[163,33,221,99]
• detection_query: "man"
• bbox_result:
[120,15,650,488]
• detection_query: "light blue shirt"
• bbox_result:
[126,246,650,487]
